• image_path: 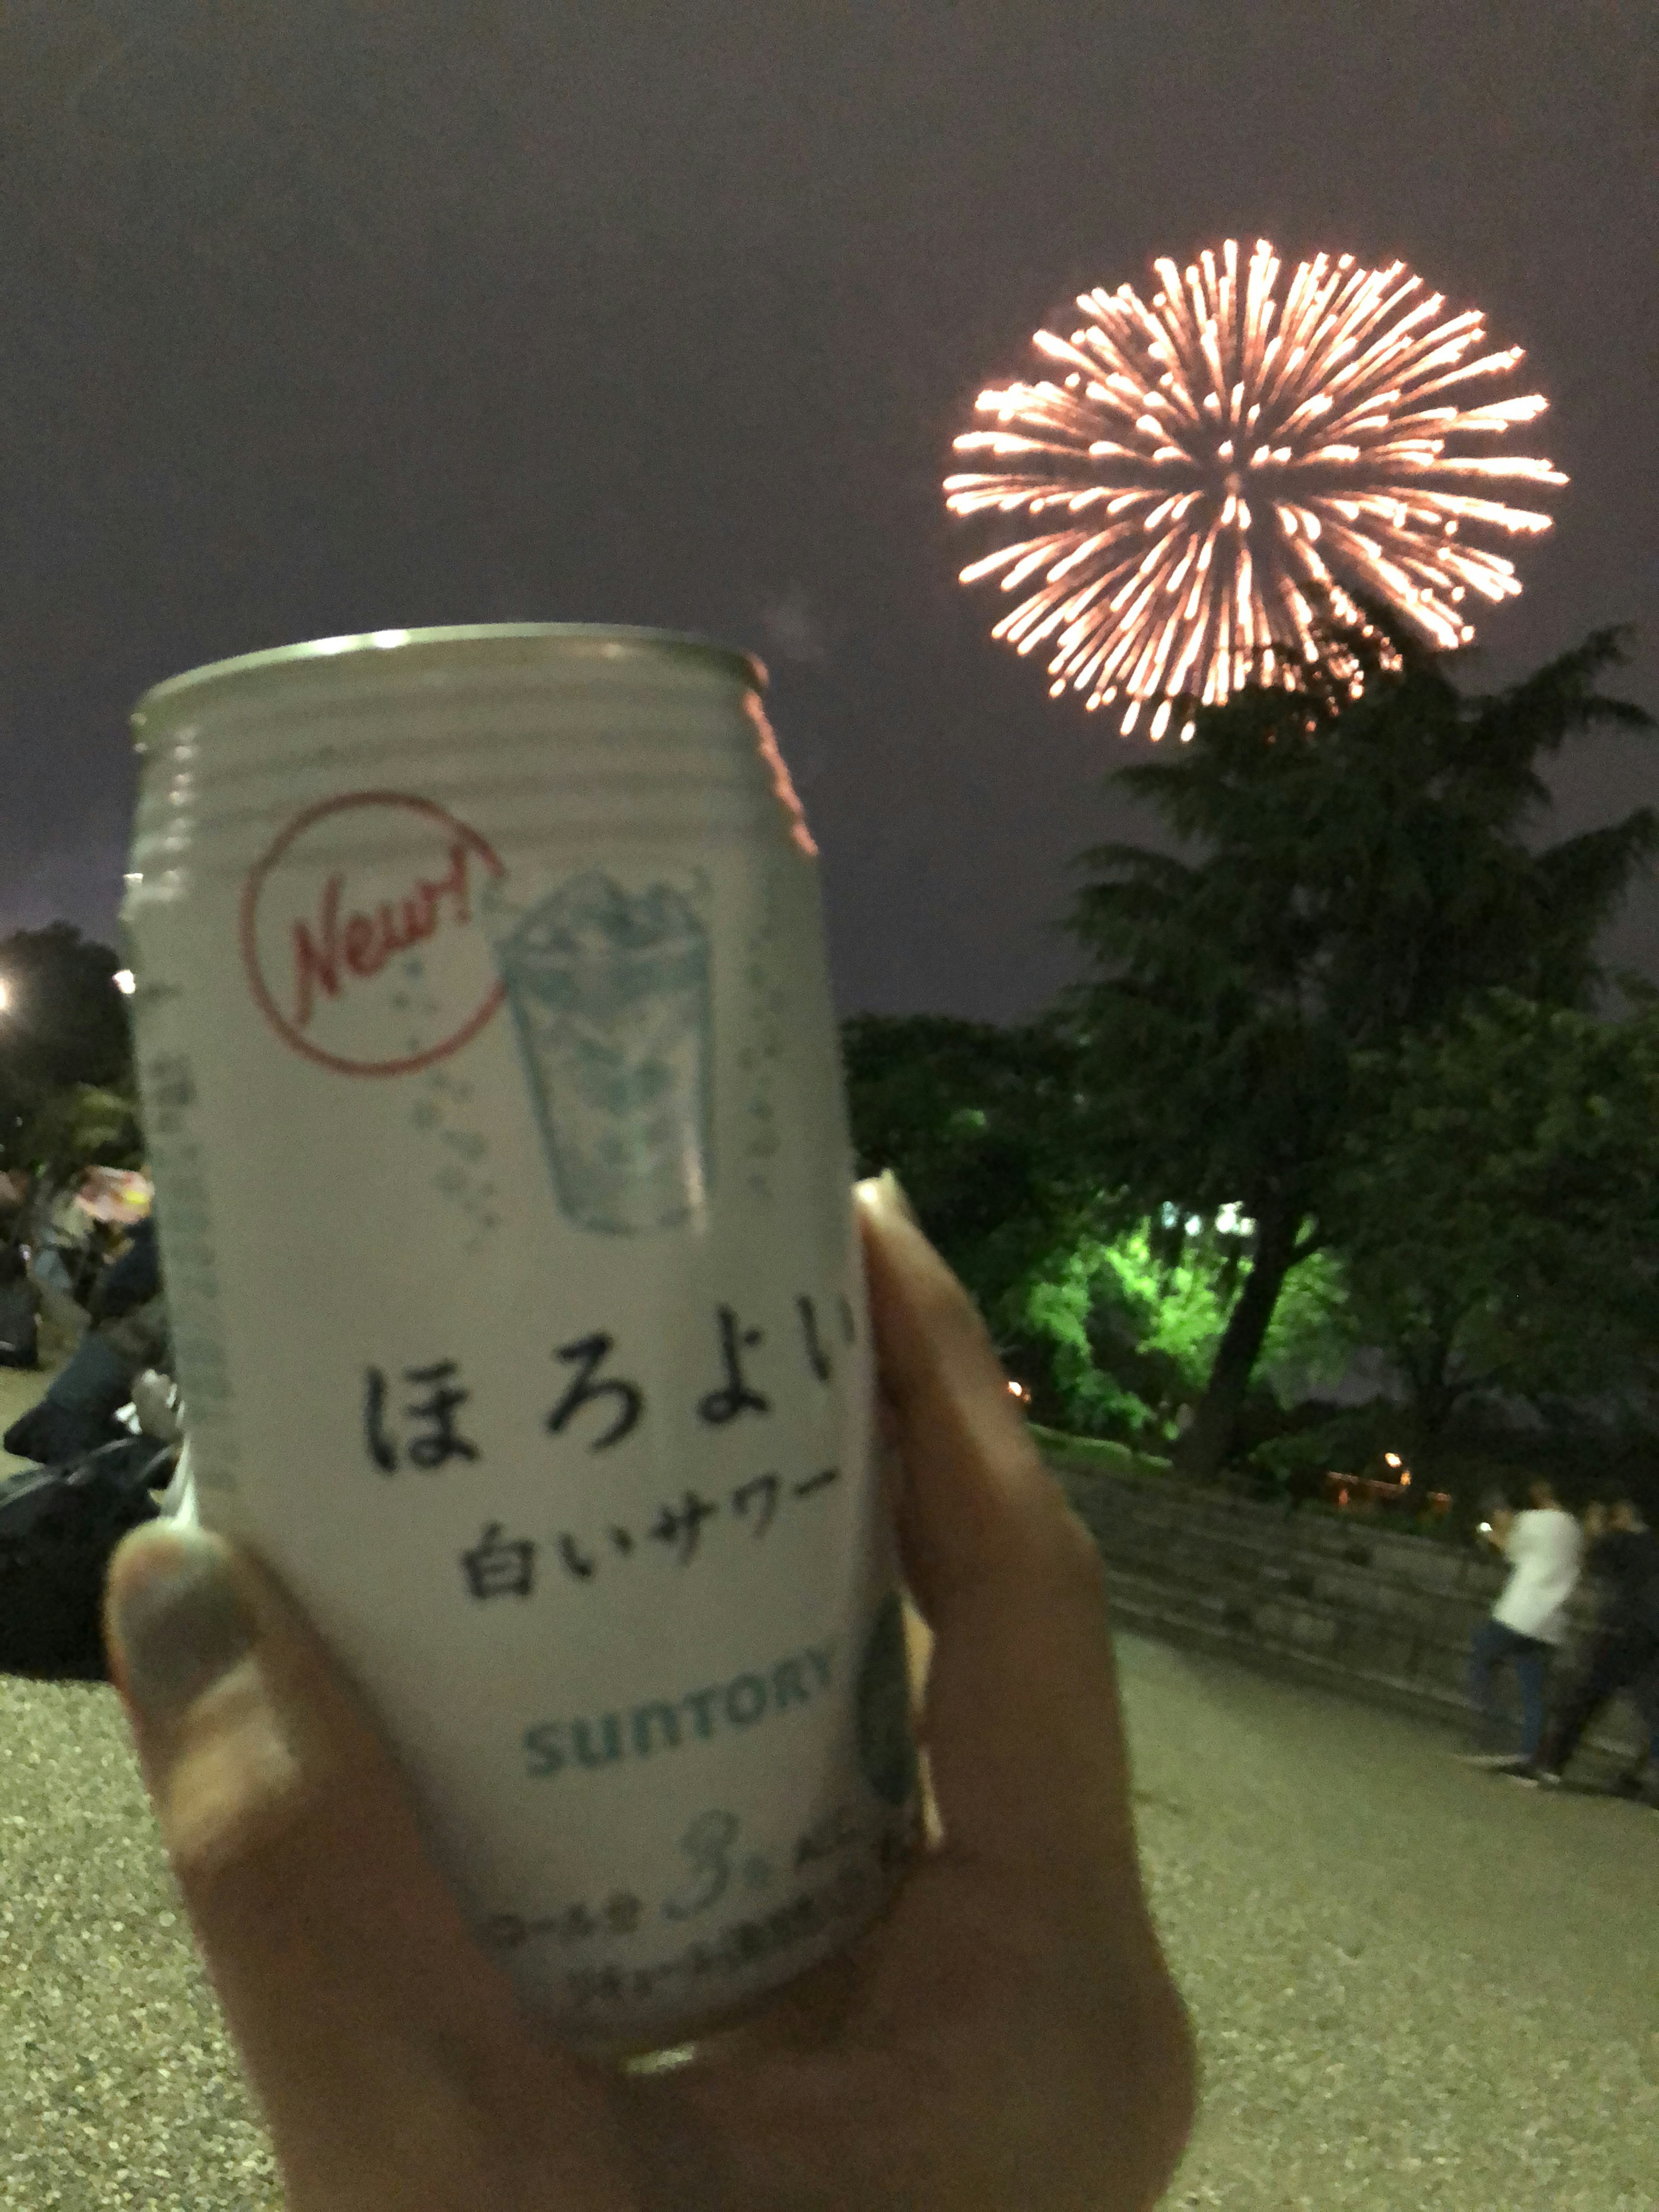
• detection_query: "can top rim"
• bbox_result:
[132,625,768,727]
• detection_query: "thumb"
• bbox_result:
[102,1521,590,2199]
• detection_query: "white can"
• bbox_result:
[123,626,917,2052]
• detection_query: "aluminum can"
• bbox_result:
[123,626,917,2051]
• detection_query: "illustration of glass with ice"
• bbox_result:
[488,871,713,1235]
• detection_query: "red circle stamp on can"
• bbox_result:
[240,791,507,1076]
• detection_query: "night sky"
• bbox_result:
[3,2,1655,1020]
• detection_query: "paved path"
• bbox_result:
[1121,1632,1658,2211]
[1,1613,1654,2207]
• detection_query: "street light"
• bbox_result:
[113,969,136,996]
[0,976,9,1014]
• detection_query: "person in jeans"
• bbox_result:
[1458,1479,1584,1767]
[1508,1490,1659,1802]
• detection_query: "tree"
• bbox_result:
[0,924,134,1173]
[840,1012,1103,1326]
[16,1083,146,1191]
[1327,990,1659,1443]
[1058,626,1656,1482]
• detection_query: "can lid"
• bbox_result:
[131,624,767,734]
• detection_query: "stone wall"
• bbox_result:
[1043,1443,1647,1770]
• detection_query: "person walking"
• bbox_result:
[1458,1478,1584,1769]
[1508,1489,1659,1803]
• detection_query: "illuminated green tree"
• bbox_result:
[1011,1220,1351,1443]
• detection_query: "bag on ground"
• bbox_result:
[0,1437,172,1681]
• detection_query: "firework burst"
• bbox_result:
[945,240,1567,737]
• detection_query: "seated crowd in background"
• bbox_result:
[0,1170,170,1468]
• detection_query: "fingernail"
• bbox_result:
[110,1526,255,1726]
[873,1168,919,1226]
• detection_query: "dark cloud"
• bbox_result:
[1,1,1654,1013]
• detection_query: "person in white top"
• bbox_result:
[1461,1479,1585,1766]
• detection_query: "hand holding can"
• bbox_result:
[104,1180,1196,2208]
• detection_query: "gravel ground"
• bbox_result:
[3,1360,1655,2208]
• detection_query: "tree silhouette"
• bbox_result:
[1058,625,1656,1482]
[0,924,133,1173]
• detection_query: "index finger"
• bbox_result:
[856,1176,1144,1888]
